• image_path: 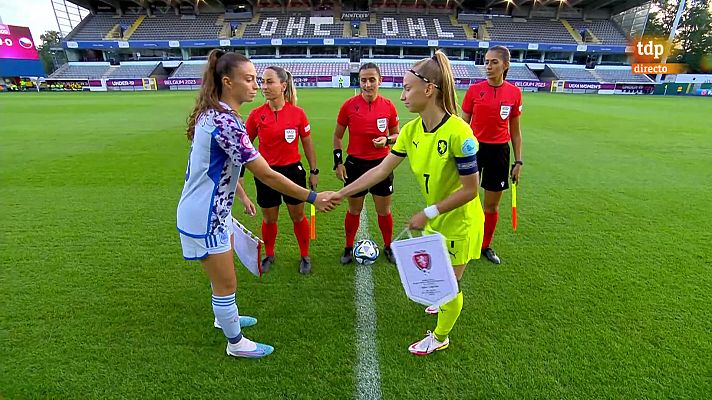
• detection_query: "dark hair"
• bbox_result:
[410,50,458,115]
[487,45,511,81]
[185,49,251,140]
[265,65,298,106]
[359,62,381,77]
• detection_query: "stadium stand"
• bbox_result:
[129,14,223,40]
[253,60,349,76]
[372,62,536,80]
[167,60,350,78]
[487,18,576,44]
[594,67,655,83]
[104,63,159,78]
[366,13,467,39]
[548,65,599,81]
[66,14,138,40]
[241,12,344,38]
[507,65,539,80]
[49,63,111,79]
[171,63,206,78]
[569,19,627,45]
[48,0,652,89]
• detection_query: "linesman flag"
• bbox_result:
[511,182,518,231]
[310,185,316,240]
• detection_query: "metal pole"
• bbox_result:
[52,0,64,37]
[656,0,686,82]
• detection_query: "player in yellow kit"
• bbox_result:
[329,50,484,355]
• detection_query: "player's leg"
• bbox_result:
[342,157,368,264]
[281,163,311,274]
[342,195,366,264]
[409,263,466,356]
[479,143,510,264]
[286,202,311,274]
[411,231,479,355]
[255,175,282,272]
[482,189,504,263]
[202,250,273,358]
[371,169,395,263]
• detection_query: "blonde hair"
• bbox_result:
[410,50,458,115]
[185,49,250,140]
[265,65,298,106]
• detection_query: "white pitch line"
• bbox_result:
[354,206,382,400]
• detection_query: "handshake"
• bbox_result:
[312,191,344,212]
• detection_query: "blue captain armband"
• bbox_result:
[306,190,317,204]
[455,155,478,175]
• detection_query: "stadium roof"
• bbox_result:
[66,0,650,15]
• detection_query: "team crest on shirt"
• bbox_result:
[412,251,431,271]
[376,118,388,133]
[284,128,297,143]
[437,140,448,156]
[500,105,512,120]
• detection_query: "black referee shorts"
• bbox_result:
[344,155,394,198]
[254,162,307,208]
[477,142,510,192]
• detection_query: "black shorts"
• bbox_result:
[477,142,510,192]
[344,155,394,198]
[254,162,307,208]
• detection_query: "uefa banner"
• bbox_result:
[105,78,157,91]
[391,231,459,307]
[384,76,551,91]
[159,78,202,90]
[564,81,616,90]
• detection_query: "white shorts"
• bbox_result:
[180,221,233,260]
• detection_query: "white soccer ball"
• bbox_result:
[353,239,380,266]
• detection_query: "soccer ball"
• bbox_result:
[353,239,380,265]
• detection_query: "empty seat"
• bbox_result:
[49,64,110,79]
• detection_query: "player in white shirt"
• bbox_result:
[177,49,336,358]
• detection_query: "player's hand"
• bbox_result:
[511,164,522,184]
[329,191,345,206]
[408,211,428,231]
[315,191,338,212]
[239,195,257,217]
[309,174,319,190]
[335,164,348,182]
[372,136,388,149]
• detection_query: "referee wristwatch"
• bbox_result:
[310,168,320,175]
[514,160,524,166]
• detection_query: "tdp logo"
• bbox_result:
[437,140,447,155]
[636,40,664,59]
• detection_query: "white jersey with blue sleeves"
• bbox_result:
[177,102,259,238]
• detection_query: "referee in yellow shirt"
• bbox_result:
[330,50,484,355]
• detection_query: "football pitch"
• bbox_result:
[1,90,710,399]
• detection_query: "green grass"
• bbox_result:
[1,90,711,399]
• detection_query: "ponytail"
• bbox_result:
[432,50,458,116]
[284,70,298,106]
[185,49,250,140]
[410,50,459,116]
[266,65,298,106]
